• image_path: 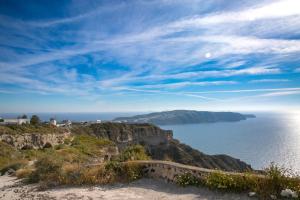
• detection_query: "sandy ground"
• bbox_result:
[0,175,254,200]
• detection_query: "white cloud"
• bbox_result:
[187,87,300,94]
[137,81,237,89]
[260,90,300,97]
[170,0,300,27]
[249,79,289,83]
[97,66,280,88]
[224,61,246,69]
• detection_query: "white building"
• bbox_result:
[96,119,102,123]
[50,119,57,126]
[2,118,30,125]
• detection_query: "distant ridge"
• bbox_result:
[113,110,256,125]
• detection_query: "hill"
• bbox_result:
[113,110,256,125]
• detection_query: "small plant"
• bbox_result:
[27,155,63,185]
[205,172,256,192]
[175,172,202,187]
[16,168,34,179]
[255,163,300,199]
[118,145,150,162]
[0,161,28,175]
[123,162,143,181]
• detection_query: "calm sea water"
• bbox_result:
[2,112,300,171]
[161,112,300,171]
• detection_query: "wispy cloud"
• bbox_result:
[249,79,289,83]
[0,0,300,111]
[260,90,300,97]
[136,81,237,89]
[187,87,300,94]
[170,0,300,27]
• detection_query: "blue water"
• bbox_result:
[161,112,300,171]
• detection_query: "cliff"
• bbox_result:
[0,123,251,172]
[72,123,173,150]
[0,126,70,149]
[113,110,256,125]
[72,123,252,172]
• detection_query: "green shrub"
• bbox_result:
[27,155,63,185]
[175,172,202,187]
[205,172,257,192]
[71,134,113,156]
[254,163,300,199]
[0,141,23,172]
[122,162,143,181]
[118,145,150,162]
[63,138,71,145]
[0,161,28,175]
[16,168,34,179]
[104,161,143,182]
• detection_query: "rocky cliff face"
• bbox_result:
[0,132,70,150]
[72,123,251,172]
[72,123,173,150]
[149,139,251,172]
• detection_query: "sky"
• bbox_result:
[0,0,300,113]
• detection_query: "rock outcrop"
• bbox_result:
[0,132,70,150]
[72,123,173,150]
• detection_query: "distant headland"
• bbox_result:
[113,110,256,125]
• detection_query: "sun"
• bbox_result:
[205,52,211,58]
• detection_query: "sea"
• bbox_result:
[1,111,300,172]
[161,112,300,172]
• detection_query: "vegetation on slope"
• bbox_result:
[175,163,300,199]
[1,132,149,187]
[0,124,66,135]
[24,142,148,187]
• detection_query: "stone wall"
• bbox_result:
[127,160,263,183]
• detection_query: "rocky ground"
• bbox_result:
[0,175,254,200]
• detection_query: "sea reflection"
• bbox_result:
[161,112,300,172]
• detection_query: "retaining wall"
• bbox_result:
[127,160,263,183]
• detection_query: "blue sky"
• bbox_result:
[0,0,300,113]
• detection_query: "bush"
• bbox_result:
[0,141,23,170]
[118,145,150,162]
[71,134,113,156]
[0,161,27,175]
[205,172,257,192]
[123,162,143,181]
[16,168,34,179]
[175,172,202,187]
[27,155,63,185]
[104,161,143,182]
[30,115,40,125]
[254,163,300,199]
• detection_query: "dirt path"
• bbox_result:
[0,175,254,200]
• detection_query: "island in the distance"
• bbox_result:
[113,110,256,125]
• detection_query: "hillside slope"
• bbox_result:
[72,123,252,172]
[113,110,255,125]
